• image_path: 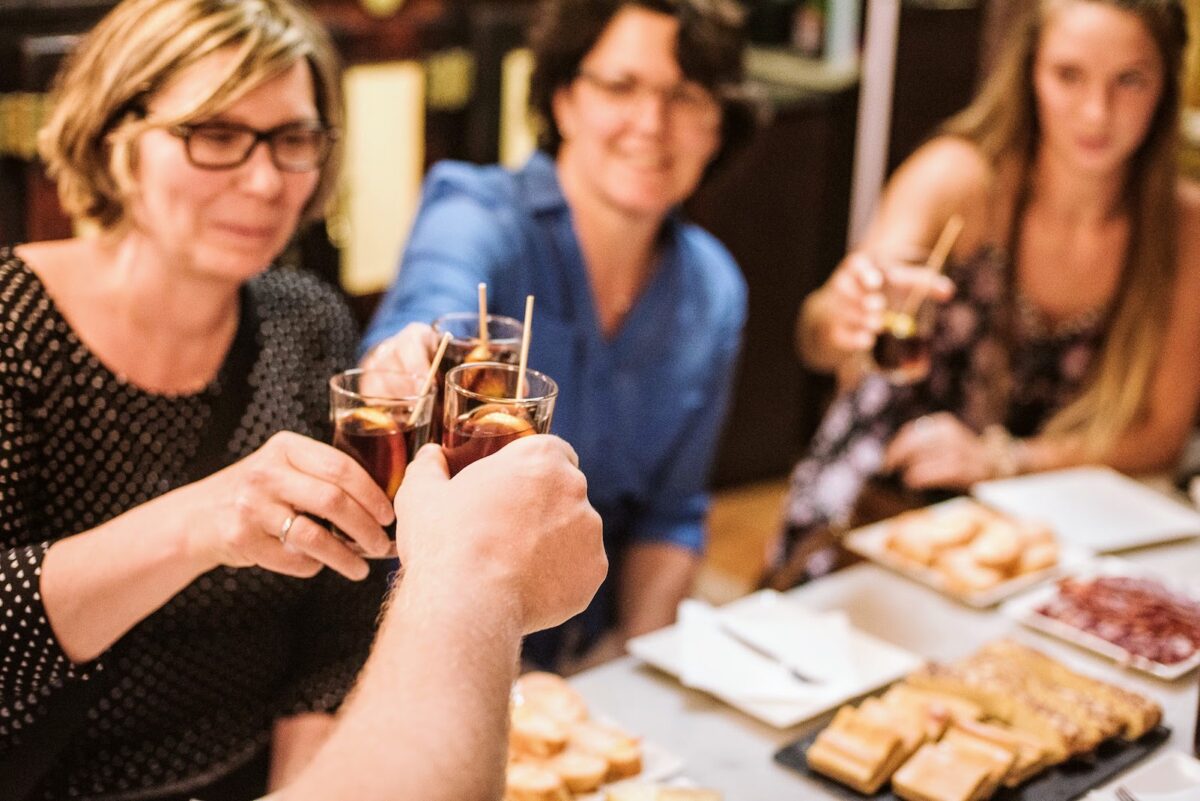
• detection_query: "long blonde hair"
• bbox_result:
[942,0,1189,456]
[39,0,343,229]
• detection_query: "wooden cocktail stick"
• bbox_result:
[900,214,964,319]
[477,282,489,348]
[515,295,534,400]
[408,332,452,428]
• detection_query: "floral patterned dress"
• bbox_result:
[778,245,1108,563]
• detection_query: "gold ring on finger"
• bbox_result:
[278,513,297,545]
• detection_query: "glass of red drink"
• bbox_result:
[442,362,557,476]
[329,369,435,557]
[870,264,938,385]
[430,312,523,440]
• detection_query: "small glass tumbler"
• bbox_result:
[329,369,434,557]
[430,312,523,440]
[441,362,557,476]
[870,268,938,385]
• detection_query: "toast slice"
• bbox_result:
[977,641,1161,739]
[806,706,907,795]
[568,719,643,780]
[881,683,983,734]
[961,646,1123,749]
[891,742,992,801]
[948,718,1052,784]
[905,661,1077,761]
[505,761,571,801]
[940,725,1017,793]
[857,697,927,758]
[544,747,608,793]
[516,672,590,725]
[511,706,568,758]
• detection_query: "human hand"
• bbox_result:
[360,323,438,376]
[393,437,606,634]
[883,412,995,490]
[814,253,954,354]
[177,432,395,580]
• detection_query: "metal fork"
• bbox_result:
[1115,786,1142,801]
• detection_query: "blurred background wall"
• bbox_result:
[2,0,1199,488]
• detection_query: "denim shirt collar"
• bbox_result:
[519,150,568,214]
[518,150,686,238]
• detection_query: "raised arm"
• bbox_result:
[276,438,606,801]
[796,137,984,375]
[360,167,517,369]
[883,181,1200,490]
[32,433,394,669]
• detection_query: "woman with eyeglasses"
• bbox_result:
[362,0,753,670]
[0,0,400,797]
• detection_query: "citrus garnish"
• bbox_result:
[882,310,917,339]
[344,406,399,432]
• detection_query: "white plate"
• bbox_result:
[1002,558,1200,680]
[842,497,1089,608]
[974,466,1200,552]
[626,590,922,729]
[531,717,684,801]
[1084,751,1200,800]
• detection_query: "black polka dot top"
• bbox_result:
[0,248,389,800]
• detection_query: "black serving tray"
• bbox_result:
[774,724,1171,801]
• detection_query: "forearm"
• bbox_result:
[282,568,522,801]
[40,493,215,664]
[618,542,700,639]
[1014,424,1185,477]
[1104,422,1191,474]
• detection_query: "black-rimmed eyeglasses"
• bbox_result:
[168,121,337,172]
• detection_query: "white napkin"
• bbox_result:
[720,592,860,684]
[676,598,858,703]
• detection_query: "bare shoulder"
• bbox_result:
[14,238,94,276]
[13,238,105,307]
[870,137,994,253]
[889,136,993,203]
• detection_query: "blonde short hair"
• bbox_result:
[39,0,343,229]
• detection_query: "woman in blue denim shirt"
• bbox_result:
[362,0,753,669]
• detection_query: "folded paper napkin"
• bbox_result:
[677,596,862,703]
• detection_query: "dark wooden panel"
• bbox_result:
[312,0,462,65]
[689,86,858,487]
[889,1,985,172]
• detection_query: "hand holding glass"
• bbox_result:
[330,369,434,556]
[870,265,937,385]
